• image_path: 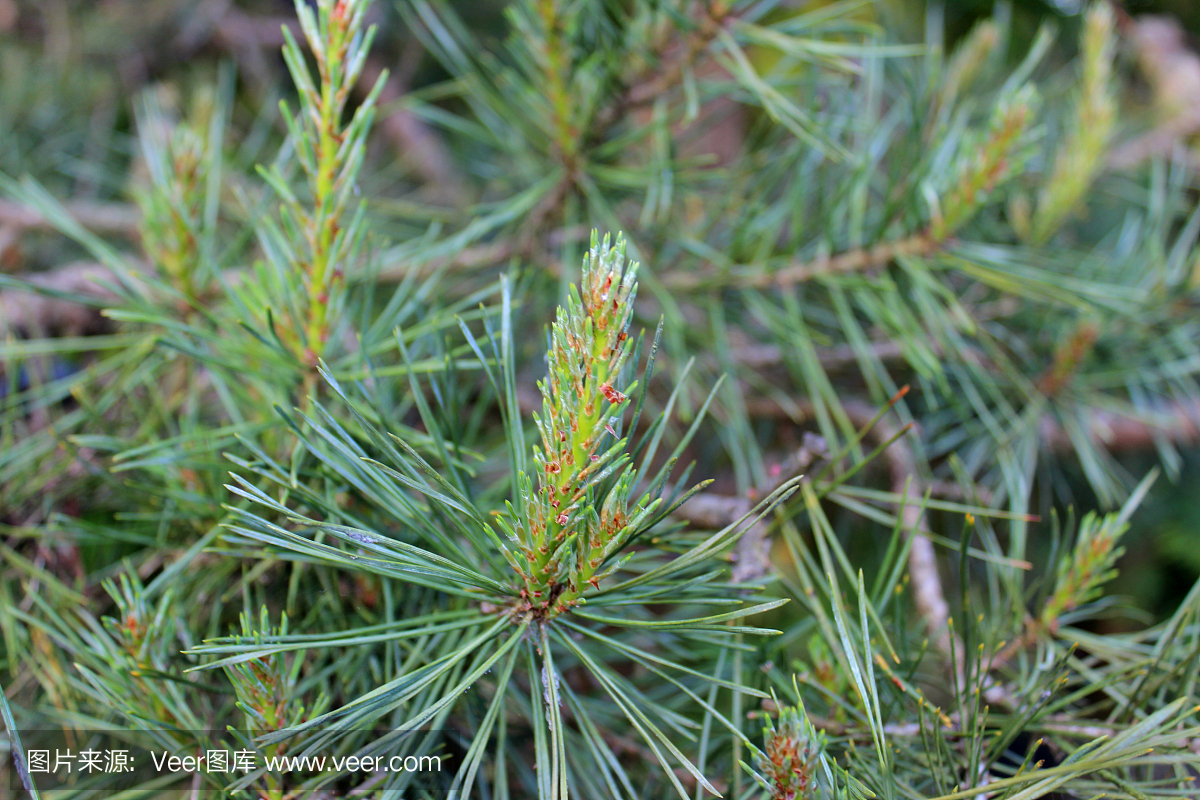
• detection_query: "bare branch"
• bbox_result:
[0,199,140,237]
[663,232,936,290]
[838,398,952,656]
[1038,400,1200,451]
[1,227,592,336]
[0,261,120,337]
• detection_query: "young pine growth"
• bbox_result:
[931,85,1039,241]
[215,228,787,797]
[248,0,385,370]
[93,573,194,728]
[1041,510,1128,631]
[135,90,217,304]
[752,699,824,800]
[505,232,649,619]
[223,609,307,733]
[1029,2,1116,244]
[221,610,317,800]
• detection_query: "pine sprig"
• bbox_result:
[1041,511,1127,630]
[135,92,213,301]
[750,696,825,800]
[259,0,387,368]
[509,232,647,617]
[1028,2,1116,244]
[931,84,1040,241]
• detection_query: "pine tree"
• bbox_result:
[2,1,1200,798]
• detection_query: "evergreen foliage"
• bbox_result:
[2,0,1200,798]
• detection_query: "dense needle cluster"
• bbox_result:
[932,84,1038,241]
[135,99,211,304]
[500,232,652,619]
[753,703,823,800]
[1041,511,1128,631]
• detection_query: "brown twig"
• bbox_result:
[678,388,1200,659]
[662,232,937,290]
[1037,322,1099,397]
[0,223,19,269]
[0,199,141,237]
[840,396,953,656]
[0,261,121,337]
[1107,120,1200,171]
[0,226,592,337]
[662,385,1200,651]
[676,431,828,583]
[669,389,954,652]
[627,4,730,105]
[1037,399,1200,452]
[742,391,1200,459]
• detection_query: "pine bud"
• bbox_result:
[753,702,823,800]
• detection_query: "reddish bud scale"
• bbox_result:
[600,384,626,404]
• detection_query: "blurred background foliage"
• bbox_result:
[4,0,1200,796]
[4,0,1200,620]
